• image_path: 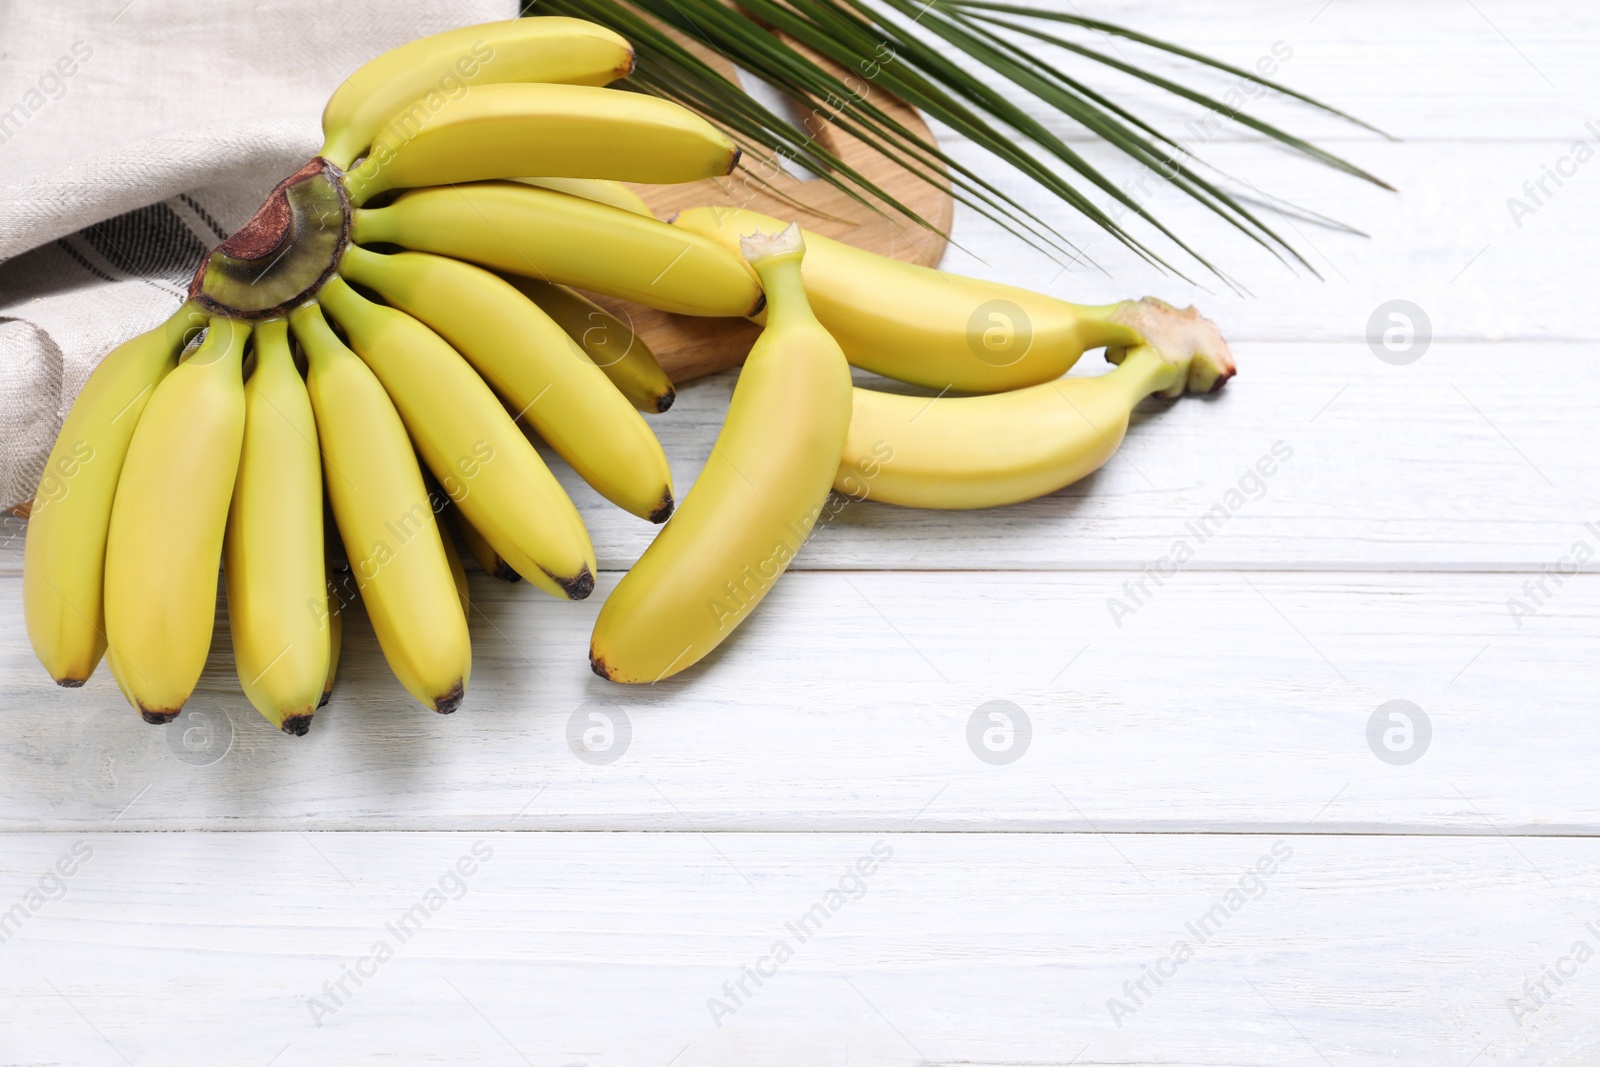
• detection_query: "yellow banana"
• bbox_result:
[322,566,342,709]
[316,275,596,600]
[447,506,520,583]
[24,302,206,686]
[590,224,851,684]
[103,317,251,722]
[340,245,674,522]
[672,206,1158,393]
[223,319,329,734]
[351,182,761,318]
[507,276,675,413]
[342,83,739,204]
[439,515,471,621]
[513,176,653,216]
[290,301,470,713]
[320,17,635,169]
[840,312,1237,509]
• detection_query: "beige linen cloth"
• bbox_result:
[0,0,516,509]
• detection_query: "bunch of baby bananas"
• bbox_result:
[22,18,1235,734]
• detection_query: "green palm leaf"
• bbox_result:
[522,0,1388,276]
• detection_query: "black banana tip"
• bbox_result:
[648,491,675,525]
[493,562,523,583]
[589,651,614,681]
[556,565,595,601]
[654,390,675,413]
[434,681,465,715]
[55,677,86,689]
[140,708,179,725]
[281,715,313,737]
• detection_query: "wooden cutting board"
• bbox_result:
[604,45,953,384]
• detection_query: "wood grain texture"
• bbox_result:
[0,832,1593,1065]
[0,566,1591,833]
[602,35,953,383]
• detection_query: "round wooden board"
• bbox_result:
[595,42,953,384]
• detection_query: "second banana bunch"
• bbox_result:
[22,18,1236,733]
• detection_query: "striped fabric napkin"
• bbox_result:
[0,0,514,509]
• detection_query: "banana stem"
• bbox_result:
[1110,344,1184,401]
[1076,300,1149,352]
[742,223,810,331]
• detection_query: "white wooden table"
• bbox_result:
[3,1,1597,1062]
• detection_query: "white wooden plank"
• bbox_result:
[0,831,1593,1065]
[951,0,1600,143]
[1,568,1591,833]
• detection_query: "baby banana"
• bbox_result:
[223,319,329,735]
[351,182,761,318]
[317,276,597,600]
[322,563,342,709]
[103,317,251,722]
[290,303,470,713]
[24,303,206,686]
[507,277,676,413]
[513,176,653,216]
[320,17,635,169]
[839,301,1237,509]
[449,507,520,583]
[343,83,739,204]
[339,244,674,522]
[590,224,851,683]
[672,206,1154,393]
[439,515,471,622]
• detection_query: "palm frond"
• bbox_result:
[523,0,1388,276]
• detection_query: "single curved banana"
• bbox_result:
[839,317,1237,509]
[513,176,653,217]
[340,245,674,522]
[223,319,329,734]
[672,206,1156,393]
[439,516,471,621]
[447,506,520,583]
[290,302,470,713]
[24,303,206,686]
[590,224,851,684]
[320,17,635,169]
[321,567,342,709]
[351,182,761,318]
[103,317,251,722]
[342,83,739,204]
[506,276,675,413]
[316,275,597,600]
